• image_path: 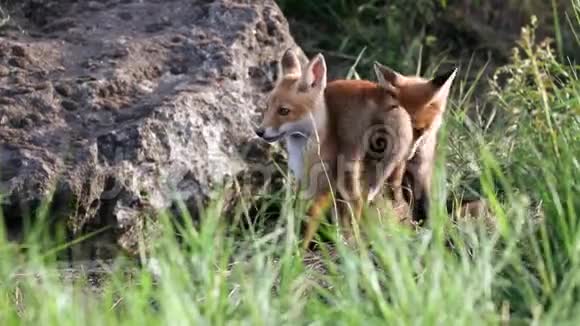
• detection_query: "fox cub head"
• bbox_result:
[373,62,457,129]
[255,49,327,142]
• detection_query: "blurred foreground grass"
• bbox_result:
[0,1,579,325]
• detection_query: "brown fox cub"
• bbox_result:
[373,63,457,224]
[255,49,415,249]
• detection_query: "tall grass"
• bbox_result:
[278,0,578,80]
[1,5,580,326]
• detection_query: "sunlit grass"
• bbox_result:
[0,2,579,325]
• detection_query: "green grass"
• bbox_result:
[1,2,580,325]
[277,0,578,80]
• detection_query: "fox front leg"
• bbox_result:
[336,157,364,244]
[403,132,436,224]
[302,191,332,250]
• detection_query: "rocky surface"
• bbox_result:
[0,0,302,256]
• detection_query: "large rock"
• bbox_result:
[0,0,300,255]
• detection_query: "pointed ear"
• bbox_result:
[279,48,302,78]
[303,53,327,90]
[431,68,458,100]
[374,62,403,87]
[431,68,458,88]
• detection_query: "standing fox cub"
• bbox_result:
[373,62,457,224]
[256,49,415,249]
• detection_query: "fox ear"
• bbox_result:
[374,62,403,87]
[431,68,457,88]
[280,48,302,78]
[431,68,457,100]
[303,53,327,90]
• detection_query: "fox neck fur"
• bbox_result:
[285,95,327,180]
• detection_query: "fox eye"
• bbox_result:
[278,106,290,116]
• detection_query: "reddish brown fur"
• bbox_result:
[374,64,457,223]
[261,77,314,131]
[300,80,412,249]
[259,52,417,250]
[391,77,443,130]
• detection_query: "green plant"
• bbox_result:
[1,3,580,326]
[277,0,446,76]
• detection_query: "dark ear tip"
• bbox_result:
[373,62,398,77]
[282,47,295,58]
[281,48,299,68]
[432,68,458,87]
[314,53,326,62]
[374,61,388,70]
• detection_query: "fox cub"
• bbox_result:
[373,63,457,224]
[256,49,415,249]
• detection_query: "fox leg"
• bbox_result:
[337,196,363,245]
[302,191,332,250]
[404,130,436,224]
[366,107,414,203]
[402,169,430,224]
[388,162,407,203]
[301,155,335,250]
[336,157,364,244]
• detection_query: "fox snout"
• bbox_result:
[254,126,285,143]
[254,127,265,138]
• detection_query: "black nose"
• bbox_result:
[255,128,265,138]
